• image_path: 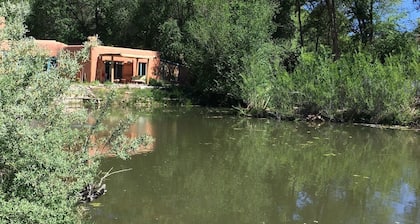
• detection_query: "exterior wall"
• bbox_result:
[96,60,105,82]
[88,46,160,83]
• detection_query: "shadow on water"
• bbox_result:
[90,106,420,224]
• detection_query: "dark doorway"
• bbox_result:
[105,61,123,81]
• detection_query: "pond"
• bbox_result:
[90,107,420,224]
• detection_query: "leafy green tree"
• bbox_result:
[27,0,130,45]
[326,0,341,59]
[121,0,193,49]
[157,18,184,62]
[272,0,296,40]
[27,0,93,43]
[300,0,348,54]
[183,0,277,103]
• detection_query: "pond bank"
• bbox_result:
[66,83,190,108]
[66,83,420,131]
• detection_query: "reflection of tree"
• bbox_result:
[93,108,420,224]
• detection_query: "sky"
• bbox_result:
[398,0,419,31]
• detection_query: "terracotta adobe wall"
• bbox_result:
[88,46,160,83]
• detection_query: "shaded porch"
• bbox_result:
[96,53,157,84]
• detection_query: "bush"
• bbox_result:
[240,42,293,117]
[291,48,341,119]
[290,46,416,124]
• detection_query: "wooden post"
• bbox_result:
[146,58,150,85]
[110,56,115,83]
[134,58,138,78]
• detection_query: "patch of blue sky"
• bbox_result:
[397,0,419,31]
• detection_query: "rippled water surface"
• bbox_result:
[90,107,420,224]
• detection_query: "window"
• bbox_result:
[138,62,147,76]
[44,57,57,71]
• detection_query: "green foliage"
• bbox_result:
[158,19,183,61]
[0,1,28,40]
[291,47,416,123]
[0,2,148,223]
[27,0,84,43]
[240,43,293,116]
[291,48,341,118]
[22,0,420,124]
[184,0,276,102]
[339,52,413,123]
[0,5,90,222]
[148,78,163,87]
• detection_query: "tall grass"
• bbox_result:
[239,45,419,125]
[239,43,293,117]
[290,48,417,124]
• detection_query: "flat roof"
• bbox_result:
[99,53,156,59]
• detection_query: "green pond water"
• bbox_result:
[90,107,420,224]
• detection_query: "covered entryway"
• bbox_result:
[98,53,156,84]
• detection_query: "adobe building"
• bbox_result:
[1,16,180,84]
[34,38,182,85]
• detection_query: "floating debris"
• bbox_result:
[89,202,103,207]
[323,153,337,157]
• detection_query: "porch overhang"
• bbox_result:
[99,53,156,59]
[98,53,156,84]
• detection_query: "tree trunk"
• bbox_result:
[368,0,374,43]
[326,0,340,60]
[297,0,304,47]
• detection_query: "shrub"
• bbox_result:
[291,46,416,124]
[239,43,293,116]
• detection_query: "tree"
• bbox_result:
[158,18,184,61]
[27,0,121,44]
[130,0,193,49]
[272,0,295,40]
[0,2,147,223]
[183,0,277,103]
[296,0,305,47]
[326,0,341,59]
[300,0,348,54]
[27,0,91,43]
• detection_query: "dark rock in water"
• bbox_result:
[79,183,107,203]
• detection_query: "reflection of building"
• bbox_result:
[35,39,160,84]
[88,116,155,157]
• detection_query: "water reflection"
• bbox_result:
[88,113,155,157]
[91,107,420,224]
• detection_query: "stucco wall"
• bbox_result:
[88,46,160,83]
